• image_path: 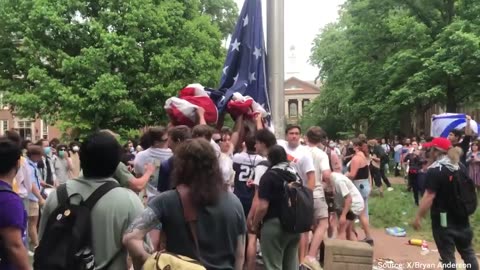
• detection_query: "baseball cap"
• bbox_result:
[422,137,452,152]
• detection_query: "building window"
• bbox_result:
[0,120,8,135]
[17,120,32,140]
[289,100,298,118]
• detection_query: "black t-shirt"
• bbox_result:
[157,157,174,192]
[258,168,296,222]
[454,135,471,166]
[424,166,469,228]
[403,153,425,172]
[373,145,388,164]
[148,190,246,270]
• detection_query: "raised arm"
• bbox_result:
[196,107,207,125]
[255,114,264,130]
[465,115,473,136]
[231,115,245,153]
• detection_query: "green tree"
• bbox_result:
[307,0,480,138]
[200,0,239,39]
[0,0,228,133]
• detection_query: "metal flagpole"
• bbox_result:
[267,0,285,139]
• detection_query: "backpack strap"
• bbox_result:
[56,184,69,205]
[84,181,120,210]
[176,184,201,261]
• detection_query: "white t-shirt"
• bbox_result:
[307,146,330,198]
[277,140,315,186]
[394,144,403,153]
[134,147,173,198]
[253,160,270,186]
[219,152,234,186]
[381,143,390,154]
[16,158,32,199]
[331,172,364,215]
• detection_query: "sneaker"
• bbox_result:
[303,256,323,270]
[387,187,394,192]
[28,250,34,257]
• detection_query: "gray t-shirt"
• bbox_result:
[39,177,144,270]
[148,190,246,270]
[134,147,173,198]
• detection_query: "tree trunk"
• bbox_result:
[414,104,427,136]
[445,0,455,24]
[399,110,411,138]
[446,78,457,112]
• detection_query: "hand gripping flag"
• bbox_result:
[217,0,271,121]
[164,84,218,127]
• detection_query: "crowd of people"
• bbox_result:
[0,112,478,270]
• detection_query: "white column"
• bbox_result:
[298,99,303,116]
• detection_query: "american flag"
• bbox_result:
[218,0,270,116]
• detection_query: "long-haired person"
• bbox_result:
[123,139,246,270]
[345,139,374,245]
[345,139,371,217]
[251,145,301,270]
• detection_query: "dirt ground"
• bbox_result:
[367,177,477,269]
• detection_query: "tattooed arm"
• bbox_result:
[123,207,160,270]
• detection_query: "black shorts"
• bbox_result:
[336,210,357,221]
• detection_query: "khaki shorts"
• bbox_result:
[22,198,29,216]
[314,196,329,219]
[28,201,39,217]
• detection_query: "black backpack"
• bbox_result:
[34,181,120,270]
[272,169,314,233]
[447,164,477,218]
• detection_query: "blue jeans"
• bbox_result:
[353,179,370,218]
[432,225,478,270]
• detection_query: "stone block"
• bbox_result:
[324,239,373,270]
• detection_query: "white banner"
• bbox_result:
[431,113,478,138]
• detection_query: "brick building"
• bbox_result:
[0,93,62,141]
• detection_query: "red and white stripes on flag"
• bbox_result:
[164,84,218,127]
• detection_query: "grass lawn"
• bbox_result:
[368,184,480,250]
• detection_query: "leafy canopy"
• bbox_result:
[0,0,238,134]
[305,0,480,138]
